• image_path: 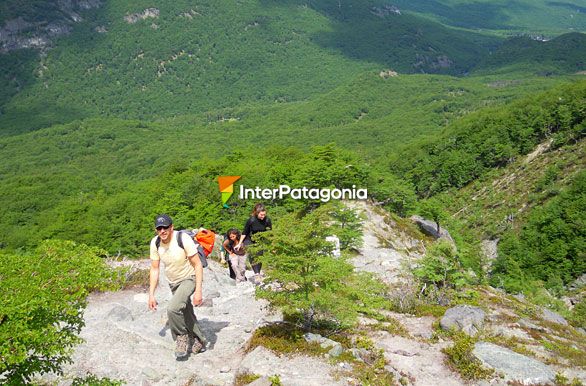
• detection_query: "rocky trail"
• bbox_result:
[40,202,585,385]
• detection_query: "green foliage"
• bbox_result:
[442,333,494,380]
[234,372,261,386]
[477,33,586,75]
[351,349,395,385]
[418,198,447,232]
[555,372,585,386]
[392,81,586,197]
[414,241,472,292]
[252,206,351,330]
[0,240,121,384]
[268,375,282,386]
[368,171,417,217]
[492,170,586,292]
[247,322,327,356]
[71,373,125,386]
[391,0,586,36]
[251,204,391,330]
[1,0,582,133]
[569,298,586,329]
[323,202,363,250]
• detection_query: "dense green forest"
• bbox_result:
[0,0,585,381]
[391,0,586,36]
[1,0,585,134]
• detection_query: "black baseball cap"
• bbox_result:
[155,214,172,228]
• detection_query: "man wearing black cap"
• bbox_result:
[148,214,206,359]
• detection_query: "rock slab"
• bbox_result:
[541,307,568,326]
[473,342,555,385]
[440,305,485,336]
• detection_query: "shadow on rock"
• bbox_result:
[198,318,230,350]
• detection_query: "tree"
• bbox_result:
[251,205,360,331]
[419,198,447,233]
[326,202,363,250]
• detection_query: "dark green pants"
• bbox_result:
[168,277,206,344]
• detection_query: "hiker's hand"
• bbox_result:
[193,292,203,306]
[148,295,158,311]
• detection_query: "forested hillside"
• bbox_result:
[0,0,585,134]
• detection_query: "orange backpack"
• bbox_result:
[194,229,215,257]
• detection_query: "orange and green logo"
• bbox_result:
[218,176,241,208]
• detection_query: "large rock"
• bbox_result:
[303,333,343,358]
[473,342,556,384]
[440,305,485,336]
[238,346,344,385]
[569,273,586,291]
[410,215,454,242]
[480,239,499,261]
[541,307,568,326]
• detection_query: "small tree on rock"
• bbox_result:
[251,205,356,331]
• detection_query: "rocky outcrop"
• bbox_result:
[124,8,160,24]
[37,260,281,385]
[473,342,556,384]
[347,201,424,285]
[371,5,401,17]
[540,307,568,326]
[238,346,344,386]
[440,305,486,336]
[303,333,344,357]
[379,69,399,78]
[480,239,499,261]
[411,215,454,242]
[0,0,102,52]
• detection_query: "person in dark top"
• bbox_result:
[237,203,271,284]
[223,228,247,282]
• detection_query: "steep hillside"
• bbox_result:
[0,75,575,253]
[0,0,502,134]
[437,138,585,291]
[391,0,586,36]
[476,32,586,75]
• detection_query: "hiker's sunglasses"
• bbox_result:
[156,226,170,231]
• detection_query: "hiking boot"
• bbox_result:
[175,334,189,358]
[189,335,205,354]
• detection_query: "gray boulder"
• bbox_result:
[440,305,485,336]
[541,307,568,326]
[303,332,343,357]
[569,273,586,291]
[473,342,555,384]
[410,215,454,242]
[328,344,344,358]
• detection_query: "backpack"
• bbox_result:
[155,229,216,268]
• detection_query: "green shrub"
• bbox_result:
[569,298,586,329]
[71,373,125,385]
[0,240,121,383]
[234,372,261,386]
[442,334,493,380]
[414,240,472,294]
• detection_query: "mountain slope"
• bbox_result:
[476,32,586,74]
[391,0,586,36]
